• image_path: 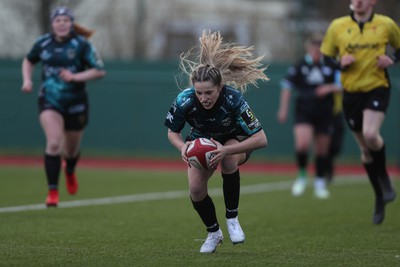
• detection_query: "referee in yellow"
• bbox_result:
[321,0,400,224]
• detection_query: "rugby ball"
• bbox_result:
[186,138,217,170]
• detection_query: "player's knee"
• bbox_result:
[46,141,62,154]
[363,131,380,148]
[189,187,207,201]
[220,155,238,173]
[296,143,309,152]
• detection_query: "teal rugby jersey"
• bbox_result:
[26,33,104,111]
[165,85,263,144]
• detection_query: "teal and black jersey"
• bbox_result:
[26,32,104,113]
[165,85,263,144]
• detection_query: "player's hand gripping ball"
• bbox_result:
[186,138,217,170]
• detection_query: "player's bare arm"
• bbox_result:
[340,54,356,69]
[315,84,341,98]
[21,58,34,93]
[376,55,394,69]
[211,130,267,160]
[59,68,105,83]
[167,129,190,163]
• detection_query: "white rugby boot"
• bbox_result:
[226,216,245,244]
[314,178,330,199]
[200,229,223,253]
[291,177,307,196]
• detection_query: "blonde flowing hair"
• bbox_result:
[179,30,269,93]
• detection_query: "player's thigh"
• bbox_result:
[39,109,64,141]
[362,109,385,138]
[293,123,313,150]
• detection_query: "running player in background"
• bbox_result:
[277,33,342,199]
[321,0,400,224]
[165,31,268,253]
[21,6,105,207]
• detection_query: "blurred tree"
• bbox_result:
[133,0,146,58]
[39,0,52,33]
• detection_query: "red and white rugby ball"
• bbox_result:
[186,138,217,170]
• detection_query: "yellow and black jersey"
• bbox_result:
[321,13,400,93]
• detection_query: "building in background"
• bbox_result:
[1,0,398,61]
[0,0,346,61]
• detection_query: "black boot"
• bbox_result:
[372,198,385,225]
[379,175,397,204]
[369,146,397,204]
[363,162,385,225]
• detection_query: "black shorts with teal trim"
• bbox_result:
[38,95,89,131]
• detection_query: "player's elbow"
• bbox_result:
[255,130,268,148]
[261,136,268,148]
[97,69,106,78]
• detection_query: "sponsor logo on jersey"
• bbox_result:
[68,104,85,114]
[345,42,379,54]
[306,67,324,85]
[67,49,76,59]
[166,112,174,123]
[40,50,52,61]
[222,117,231,126]
[240,107,260,131]
[180,97,190,107]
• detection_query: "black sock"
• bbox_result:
[369,145,395,195]
[315,155,328,178]
[65,153,80,175]
[369,145,388,178]
[363,162,382,198]
[191,195,219,232]
[296,151,308,170]
[222,169,240,219]
[45,154,61,190]
[325,154,334,181]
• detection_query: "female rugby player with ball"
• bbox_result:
[165,30,268,253]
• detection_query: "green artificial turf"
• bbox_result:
[0,166,399,267]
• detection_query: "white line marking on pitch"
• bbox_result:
[0,177,365,213]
